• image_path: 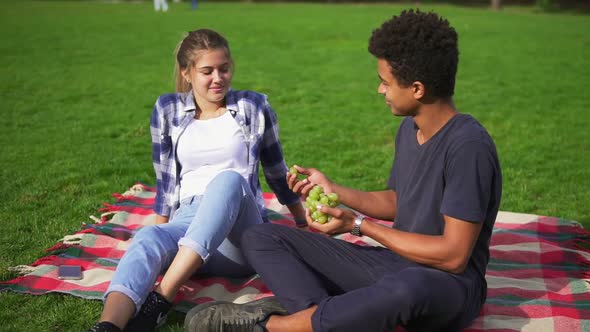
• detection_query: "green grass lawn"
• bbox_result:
[0,1,589,331]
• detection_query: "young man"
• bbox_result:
[184,9,502,332]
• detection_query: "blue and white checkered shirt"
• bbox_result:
[150,89,300,220]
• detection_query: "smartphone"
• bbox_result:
[58,265,83,280]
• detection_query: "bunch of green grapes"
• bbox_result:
[289,167,340,224]
[305,185,340,224]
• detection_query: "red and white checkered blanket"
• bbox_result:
[2,183,589,331]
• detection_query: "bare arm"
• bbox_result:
[308,207,482,274]
[155,214,169,225]
[287,165,397,221]
[361,214,482,273]
[328,183,397,221]
[286,201,307,226]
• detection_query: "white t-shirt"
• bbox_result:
[177,111,249,201]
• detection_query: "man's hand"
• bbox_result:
[305,205,357,235]
[286,165,334,199]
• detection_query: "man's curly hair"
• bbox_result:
[368,9,459,98]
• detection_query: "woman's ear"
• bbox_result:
[181,68,191,83]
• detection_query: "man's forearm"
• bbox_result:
[363,222,459,272]
[332,184,396,221]
[360,216,482,274]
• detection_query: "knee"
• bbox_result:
[209,171,245,190]
[133,225,159,242]
[131,226,170,251]
[378,268,430,307]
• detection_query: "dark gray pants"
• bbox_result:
[242,223,484,332]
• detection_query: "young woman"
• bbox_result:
[86,28,306,332]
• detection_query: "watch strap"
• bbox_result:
[351,214,364,237]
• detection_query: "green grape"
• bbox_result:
[313,185,324,194]
[327,193,339,207]
[317,214,329,224]
[311,210,322,221]
[309,191,320,201]
[319,195,329,205]
[305,197,319,211]
[327,193,339,203]
[289,166,297,175]
[310,201,319,212]
[309,186,319,195]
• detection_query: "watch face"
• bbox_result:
[351,215,364,236]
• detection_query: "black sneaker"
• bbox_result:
[184,296,288,332]
[86,321,122,332]
[123,291,172,332]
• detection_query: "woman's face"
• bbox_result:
[183,48,233,105]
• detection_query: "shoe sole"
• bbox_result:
[184,296,284,332]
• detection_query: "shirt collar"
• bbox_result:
[225,89,238,113]
[182,89,238,113]
[183,92,196,112]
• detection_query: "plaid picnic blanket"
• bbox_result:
[1,183,589,331]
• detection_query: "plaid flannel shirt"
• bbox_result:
[150,89,300,220]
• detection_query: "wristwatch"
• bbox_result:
[351,214,365,237]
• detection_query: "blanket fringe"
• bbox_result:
[89,215,101,223]
[45,242,69,253]
[121,184,145,197]
[112,193,126,201]
[61,234,82,245]
[7,265,37,275]
[100,211,117,221]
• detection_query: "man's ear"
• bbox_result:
[412,81,425,100]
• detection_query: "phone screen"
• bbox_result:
[58,265,83,280]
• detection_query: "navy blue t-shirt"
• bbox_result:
[388,114,502,284]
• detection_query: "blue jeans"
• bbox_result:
[105,171,263,311]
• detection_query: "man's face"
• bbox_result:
[377,59,417,117]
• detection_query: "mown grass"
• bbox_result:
[0,1,588,331]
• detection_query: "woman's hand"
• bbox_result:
[287,201,308,229]
[286,165,334,199]
[155,215,169,225]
